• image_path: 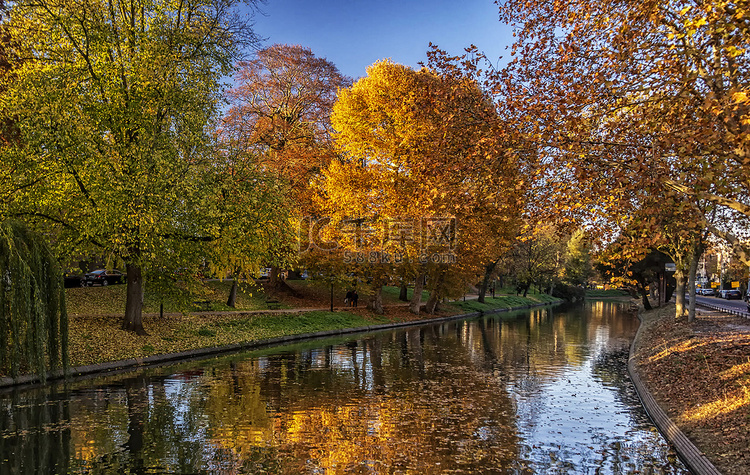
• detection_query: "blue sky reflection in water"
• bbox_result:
[0,301,687,473]
[509,302,680,472]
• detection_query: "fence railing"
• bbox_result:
[695,299,750,319]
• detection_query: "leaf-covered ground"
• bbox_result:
[633,304,750,475]
[65,283,558,367]
[67,310,397,367]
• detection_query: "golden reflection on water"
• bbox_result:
[0,301,685,474]
[198,334,521,473]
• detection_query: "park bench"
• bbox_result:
[265,298,281,310]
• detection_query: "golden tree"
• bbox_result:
[321,60,524,313]
[494,0,750,319]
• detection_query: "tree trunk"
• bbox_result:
[639,284,652,310]
[227,279,238,308]
[478,260,499,304]
[674,268,686,319]
[399,282,408,301]
[367,284,384,314]
[425,270,446,314]
[122,263,148,335]
[269,265,282,287]
[687,243,704,323]
[409,272,426,314]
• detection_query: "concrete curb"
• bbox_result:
[627,311,722,475]
[0,300,557,390]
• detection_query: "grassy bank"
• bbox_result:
[69,310,395,367]
[585,289,630,298]
[62,281,562,368]
[66,280,279,315]
[449,293,560,313]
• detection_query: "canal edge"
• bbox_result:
[628,310,722,475]
[0,301,559,390]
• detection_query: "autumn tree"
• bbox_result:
[201,136,294,308]
[0,0,23,216]
[507,225,564,297]
[0,0,263,334]
[563,229,593,287]
[492,0,750,319]
[321,60,524,314]
[597,242,674,311]
[224,44,351,288]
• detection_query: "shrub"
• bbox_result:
[552,284,586,302]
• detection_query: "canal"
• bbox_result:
[1,301,688,474]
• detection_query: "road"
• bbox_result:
[693,294,750,317]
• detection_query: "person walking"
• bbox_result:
[345,289,354,307]
[351,289,359,307]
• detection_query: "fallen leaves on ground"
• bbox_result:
[634,305,750,475]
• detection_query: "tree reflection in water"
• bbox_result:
[0,301,687,473]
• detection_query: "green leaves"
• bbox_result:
[0,0,274,333]
[0,221,68,380]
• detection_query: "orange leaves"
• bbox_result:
[320,60,526,292]
[224,44,351,211]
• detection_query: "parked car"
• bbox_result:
[719,289,742,300]
[698,288,715,296]
[82,269,125,286]
[63,272,83,288]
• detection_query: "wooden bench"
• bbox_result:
[265,298,281,310]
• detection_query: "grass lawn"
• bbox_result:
[60,279,562,368]
[66,280,278,315]
[68,310,394,367]
[381,285,430,303]
[585,289,631,298]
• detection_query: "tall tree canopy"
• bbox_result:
[223,44,351,288]
[0,0,263,334]
[321,60,524,314]
[495,0,750,318]
[225,44,351,210]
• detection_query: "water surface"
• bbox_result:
[0,301,687,473]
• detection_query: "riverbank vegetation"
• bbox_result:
[63,283,559,368]
[633,304,750,474]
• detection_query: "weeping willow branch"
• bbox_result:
[0,221,68,381]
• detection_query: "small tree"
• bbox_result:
[0,221,67,380]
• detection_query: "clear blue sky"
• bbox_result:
[249,0,514,80]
